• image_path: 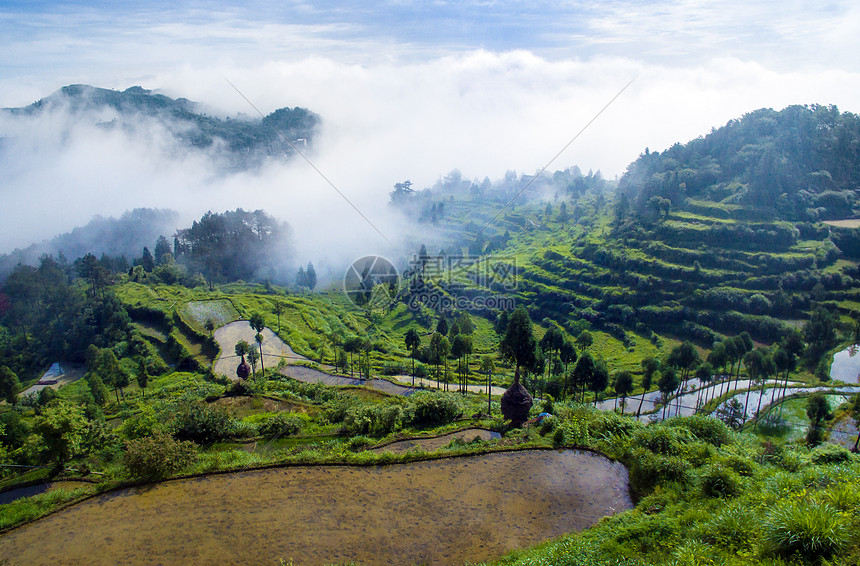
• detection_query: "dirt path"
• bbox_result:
[212,321,308,380]
[18,364,85,400]
[389,374,508,396]
[279,365,415,396]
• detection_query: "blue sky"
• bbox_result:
[1,1,859,255]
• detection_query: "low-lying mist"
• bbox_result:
[3,51,859,284]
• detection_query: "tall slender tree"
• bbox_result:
[404,328,421,386]
[273,302,285,334]
[638,357,660,417]
[613,371,634,412]
[480,356,495,415]
[249,313,266,373]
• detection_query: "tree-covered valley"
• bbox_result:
[2,102,860,565]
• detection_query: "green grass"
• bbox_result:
[179,299,239,333]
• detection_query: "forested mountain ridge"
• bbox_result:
[2,85,320,165]
[389,105,860,374]
[618,104,860,221]
[0,208,180,280]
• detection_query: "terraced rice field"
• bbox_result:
[0,450,632,565]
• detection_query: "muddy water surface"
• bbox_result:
[0,450,631,566]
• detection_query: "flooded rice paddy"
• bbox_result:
[0,450,631,566]
[831,345,860,383]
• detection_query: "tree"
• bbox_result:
[803,307,837,360]
[613,371,634,412]
[456,312,475,335]
[558,201,569,222]
[154,236,172,263]
[0,365,20,405]
[638,357,659,417]
[92,348,124,404]
[139,246,155,273]
[499,306,537,386]
[429,333,450,389]
[494,310,509,335]
[658,368,680,418]
[249,313,266,373]
[590,361,610,405]
[404,328,421,385]
[204,319,215,337]
[576,331,593,350]
[571,352,595,402]
[436,317,449,337]
[34,402,87,467]
[448,321,461,339]
[480,356,495,415]
[136,359,149,399]
[273,302,285,334]
[452,334,467,392]
[742,348,765,424]
[305,262,317,291]
[707,343,729,398]
[694,362,714,411]
[668,341,700,412]
[539,327,564,379]
[559,339,577,399]
[247,348,260,376]
[850,393,860,451]
[805,392,829,446]
[753,353,776,426]
[716,398,744,430]
[85,372,109,407]
[235,340,251,358]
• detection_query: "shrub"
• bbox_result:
[171,402,236,444]
[629,449,691,495]
[670,414,732,447]
[123,432,197,479]
[553,419,589,447]
[323,396,359,424]
[811,444,852,464]
[588,410,640,440]
[764,501,851,560]
[257,413,303,437]
[721,454,757,477]
[343,401,415,436]
[699,464,742,498]
[633,426,690,455]
[539,415,558,435]
[120,405,160,440]
[410,392,463,427]
[701,503,758,551]
[381,362,404,376]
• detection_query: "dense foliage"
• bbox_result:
[619,104,860,220]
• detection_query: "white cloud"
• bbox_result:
[1,1,859,269]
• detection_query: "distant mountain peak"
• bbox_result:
[2,84,321,169]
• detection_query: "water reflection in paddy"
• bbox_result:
[831,345,860,383]
[0,450,631,566]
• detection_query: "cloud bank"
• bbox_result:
[2,1,860,275]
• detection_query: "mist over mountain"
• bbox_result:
[0,208,181,279]
[2,84,319,169]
